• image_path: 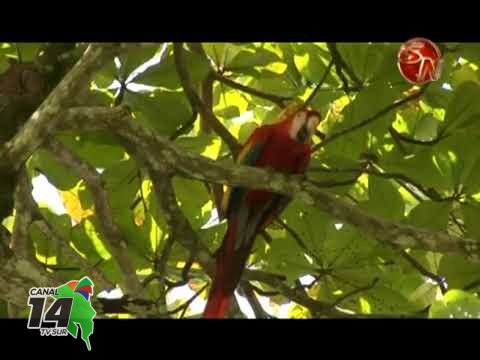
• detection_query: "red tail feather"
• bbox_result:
[203,288,231,318]
[203,224,247,318]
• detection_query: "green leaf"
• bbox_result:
[93,60,117,89]
[263,228,314,283]
[451,65,479,88]
[413,114,439,141]
[364,175,404,221]
[202,43,243,69]
[30,222,52,260]
[429,290,480,318]
[215,105,240,119]
[341,82,397,136]
[228,48,280,71]
[460,44,480,66]
[337,43,386,82]
[443,81,480,132]
[57,132,126,169]
[464,158,480,194]
[120,45,160,80]
[250,73,300,99]
[462,203,480,238]
[124,90,192,136]
[291,43,336,85]
[406,201,451,231]
[29,149,79,191]
[172,178,211,229]
[438,254,480,290]
[434,133,480,191]
[16,43,40,62]
[380,148,451,194]
[102,159,139,209]
[134,49,209,89]
[70,220,103,263]
[237,121,258,144]
[176,134,216,155]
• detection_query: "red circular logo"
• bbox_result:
[397,38,443,84]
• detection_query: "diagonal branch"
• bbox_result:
[332,278,379,307]
[46,138,144,297]
[313,85,428,151]
[173,42,241,156]
[304,59,334,107]
[388,126,449,146]
[240,281,271,319]
[327,43,364,91]
[0,43,131,172]
[399,250,447,294]
[10,169,35,259]
[211,72,291,108]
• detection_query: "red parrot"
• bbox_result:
[203,104,321,318]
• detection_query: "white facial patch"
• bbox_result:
[289,111,307,139]
[306,114,320,134]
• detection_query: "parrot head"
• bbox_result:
[277,103,321,144]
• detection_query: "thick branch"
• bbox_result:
[1,43,129,171]
[10,169,34,259]
[59,106,480,262]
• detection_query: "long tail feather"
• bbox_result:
[203,223,249,318]
[203,287,231,318]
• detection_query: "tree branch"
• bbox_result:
[240,281,271,319]
[332,278,379,307]
[304,59,334,107]
[211,72,291,108]
[327,43,364,90]
[173,43,241,156]
[313,85,428,151]
[388,126,448,146]
[46,138,144,297]
[10,169,35,259]
[399,251,447,294]
[58,106,480,263]
[0,43,130,171]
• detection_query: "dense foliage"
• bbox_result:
[1,42,480,318]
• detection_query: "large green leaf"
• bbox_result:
[172,177,211,229]
[462,203,480,239]
[57,132,126,169]
[429,290,480,318]
[363,175,404,221]
[124,90,192,136]
[120,44,160,80]
[134,48,209,89]
[228,47,281,71]
[443,81,480,132]
[438,254,480,290]
[406,201,451,231]
[337,43,387,83]
[29,149,79,191]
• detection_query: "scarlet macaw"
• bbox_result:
[203,104,321,318]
